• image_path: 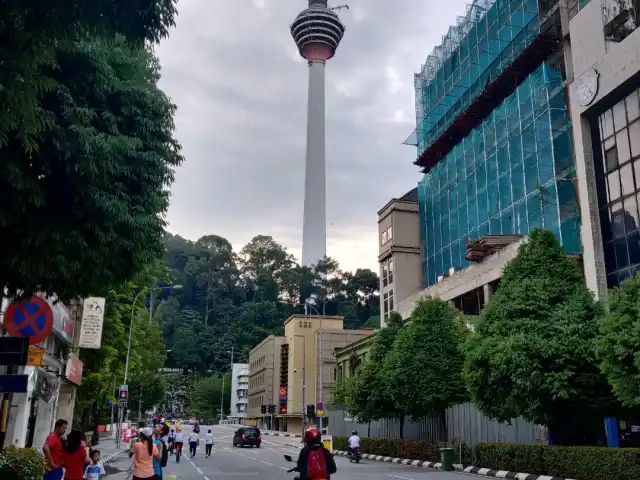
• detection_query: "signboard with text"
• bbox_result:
[78,297,106,349]
[65,353,84,385]
[27,348,44,366]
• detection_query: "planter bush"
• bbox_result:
[474,443,640,480]
[0,447,46,480]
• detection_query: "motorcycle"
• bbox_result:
[283,455,300,480]
[348,447,361,463]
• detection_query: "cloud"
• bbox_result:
[158,0,468,273]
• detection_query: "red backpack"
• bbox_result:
[306,448,328,479]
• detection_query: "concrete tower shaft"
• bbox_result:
[290,2,346,267]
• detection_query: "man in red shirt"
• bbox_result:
[43,419,68,480]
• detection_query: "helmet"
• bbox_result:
[304,427,321,444]
[352,430,357,435]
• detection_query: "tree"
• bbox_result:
[190,374,231,418]
[383,299,467,437]
[0,34,182,299]
[597,273,640,407]
[463,229,618,445]
[336,313,405,435]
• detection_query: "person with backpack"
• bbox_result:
[153,424,170,480]
[294,428,337,480]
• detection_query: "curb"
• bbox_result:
[262,431,302,438]
[285,443,302,449]
[331,450,575,480]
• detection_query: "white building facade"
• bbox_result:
[229,363,249,420]
[1,296,83,449]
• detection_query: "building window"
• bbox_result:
[382,258,394,287]
[383,290,394,320]
[381,226,392,246]
[594,87,640,287]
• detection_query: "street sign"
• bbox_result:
[4,297,54,346]
[0,375,28,394]
[27,347,44,366]
[0,337,29,366]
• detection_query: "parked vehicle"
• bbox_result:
[233,427,262,448]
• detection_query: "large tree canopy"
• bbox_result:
[0,35,182,298]
[463,229,618,444]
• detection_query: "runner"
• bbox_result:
[173,428,184,463]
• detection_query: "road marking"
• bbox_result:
[196,467,203,474]
[260,460,273,466]
[387,475,415,480]
[204,477,210,480]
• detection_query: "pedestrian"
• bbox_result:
[62,430,89,480]
[205,430,214,458]
[43,419,68,480]
[174,428,184,463]
[188,429,199,458]
[84,450,106,480]
[128,429,159,480]
[153,424,170,480]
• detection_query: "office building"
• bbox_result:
[247,316,372,433]
[568,0,640,298]
[291,0,347,266]
[229,363,249,421]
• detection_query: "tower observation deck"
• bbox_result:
[291,0,346,268]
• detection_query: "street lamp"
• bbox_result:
[118,284,182,442]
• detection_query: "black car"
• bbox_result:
[233,427,262,448]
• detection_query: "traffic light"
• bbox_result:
[268,404,276,414]
[260,405,266,414]
[279,404,287,414]
[306,404,315,418]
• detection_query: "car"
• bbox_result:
[232,427,262,448]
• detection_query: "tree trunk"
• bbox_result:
[367,421,371,437]
[399,413,405,439]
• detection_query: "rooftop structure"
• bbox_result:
[290,0,347,266]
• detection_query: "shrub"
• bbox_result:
[0,447,46,480]
[474,443,640,480]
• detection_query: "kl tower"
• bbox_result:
[291,0,347,267]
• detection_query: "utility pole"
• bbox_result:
[220,347,234,422]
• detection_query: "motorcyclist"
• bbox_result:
[347,430,360,457]
[294,427,337,480]
[193,422,200,434]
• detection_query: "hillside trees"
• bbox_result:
[463,229,618,444]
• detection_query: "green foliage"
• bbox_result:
[383,299,468,420]
[337,312,403,425]
[473,443,640,480]
[463,229,617,438]
[0,447,46,480]
[189,373,232,417]
[597,273,640,407]
[362,315,380,329]
[331,435,463,463]
[0,34,182,299]
[156,233,380,376]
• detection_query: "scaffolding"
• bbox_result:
[405,0,562,170]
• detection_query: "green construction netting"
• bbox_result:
[417,63,580,287]
[405,0,541,155]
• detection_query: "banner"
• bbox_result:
[78,297,106,349]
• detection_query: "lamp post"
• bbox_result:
[220,347,234,423]
[118,284,182,443]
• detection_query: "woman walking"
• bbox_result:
[62,430,89,480]
[129,429,159,480]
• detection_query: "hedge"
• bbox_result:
[474,443,640,480]
[332,435,472,464]
[0,446,46,480]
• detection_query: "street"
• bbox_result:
[105,425,478,480]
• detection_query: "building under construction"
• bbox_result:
[402,0,580,293]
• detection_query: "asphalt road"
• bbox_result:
[107,425,478,480]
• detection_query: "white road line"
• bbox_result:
[196,467,203,474]
[260,460,273,466]
[387,475,415,480]
[204,477,210,480]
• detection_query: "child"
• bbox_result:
[84,450,106,480]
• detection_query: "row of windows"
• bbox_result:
[249,373,265,390]
[596,86,640,287]
[382,258,394,287]
[381,226,393,246]
[250,355,266,374]
[248,396,264,409]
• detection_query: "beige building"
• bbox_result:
[377,188,422,327]
[247,315,373,432]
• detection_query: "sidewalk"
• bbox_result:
[92,437,128,467]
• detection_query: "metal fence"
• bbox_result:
[327,402,537,446]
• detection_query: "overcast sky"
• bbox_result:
[158,0,467,273]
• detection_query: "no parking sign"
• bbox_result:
[4,297,54,346]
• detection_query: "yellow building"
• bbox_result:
[247,315,373,433]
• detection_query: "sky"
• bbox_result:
[157,0,468,273]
